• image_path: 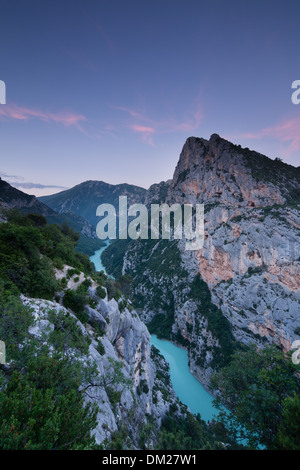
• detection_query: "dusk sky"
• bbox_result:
[0,0,299,196]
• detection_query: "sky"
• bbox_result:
[0,0,299,196]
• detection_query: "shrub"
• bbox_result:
[96,285,106,299]
[62,289,88,323]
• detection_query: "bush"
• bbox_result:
[0,354,98,450]
[62,289,88,323]
[47,309,91,355]
[53,257,64,270]
[97,340,105,356]
[189,274,237,369]
[0,294,34,362]
[96,285,106,299]
[211,345,300,449]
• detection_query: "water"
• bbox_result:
[90,241,218,423]
[90,239,111,274]
[151,334,218,422]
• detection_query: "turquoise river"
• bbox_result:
[90,242,218,422]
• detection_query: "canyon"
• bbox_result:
[2,133,299,445]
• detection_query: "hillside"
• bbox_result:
[0,213,175,448]
[0,177,56,217]
[0,211,233,449]
[39,180,147,226]
[0,178,103,255]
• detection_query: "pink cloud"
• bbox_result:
[263,118,300,152]
[92,21,114,50]
[234,116,300,155]
[131,124,156,133]
[130,124,156,146]
[166,106,203,133]
[114,100,203,145]
[112,106,143,119]
[0,103,87,130]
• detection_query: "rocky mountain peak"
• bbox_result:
[170,134,299,208]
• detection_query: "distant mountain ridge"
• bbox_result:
[39,180,147,226]
[0,177,56,216]
[40,134,300,223]
[0,177,102,255]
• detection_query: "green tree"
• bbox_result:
[211,344,300,449]
[0,365,98,450]
[156,412,218,450]
[47,309,91,355]
[276,394,300,449]
[0,295,34,361]
[62,288,88,322]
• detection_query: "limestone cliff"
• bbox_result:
[20,283,177,447]
[103,134,300,388]
[169,134,299,207]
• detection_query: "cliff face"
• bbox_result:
[168,135,300,352]
[169,134,299,207]
[103,134,300,387]
[21,284,176,447]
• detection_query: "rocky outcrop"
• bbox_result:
[173,137,299,370]
[20,286,176,447]
[102,134,300,387]
[169,134,299,208]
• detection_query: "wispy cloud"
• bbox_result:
[0,102,122,142]
[162,106,203,134]
[113,100,203,145]
[12,182,67,190]
[82,11,115,51]
[231,116,300,156]
[262,118,300,153]
[130,124,156,146]
[0,171,67,196]
[0,103,87,131]
[91,20,114,51]
[0,171,22,181]
[112,106,142,118]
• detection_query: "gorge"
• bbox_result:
[90,237,217,423]
[1,133,299,449]
[39,133,300,389]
